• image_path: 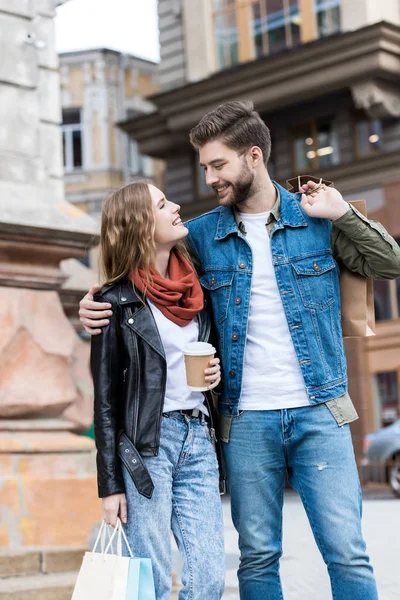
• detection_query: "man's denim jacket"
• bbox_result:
[186,182,400,429]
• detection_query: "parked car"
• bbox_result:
[362,419,400,497]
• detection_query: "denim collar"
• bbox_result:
[215,181,307,240]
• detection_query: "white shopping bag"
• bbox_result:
[72,519,133,600]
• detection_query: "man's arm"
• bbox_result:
[331,206,400,279]
[300,181,400,279]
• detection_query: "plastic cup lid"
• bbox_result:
[183,342,216,356]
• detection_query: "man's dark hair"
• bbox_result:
[189,100,271,165]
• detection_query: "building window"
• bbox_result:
[62,109,83,171]
[355,116,383,157]
[373,371,399,427]
[196,162,211,197]
[374,258,400,322]
[315,0,341,38]
[213,0,239,69]
[129,140,153,178]
[293,118,340,171]
[374,280,393,322]
[251,0,301,58]
[212,1,342,70]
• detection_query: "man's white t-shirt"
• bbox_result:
[148,300,207,414]
[237,211,310,411]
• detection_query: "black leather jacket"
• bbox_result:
[90,278,217,499]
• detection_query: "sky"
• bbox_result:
[55,0,160,62]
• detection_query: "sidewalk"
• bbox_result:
[172,490,400,600]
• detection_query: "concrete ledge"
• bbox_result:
[41,548,85,574]
[0,550,40,579]
[0,571,77,600]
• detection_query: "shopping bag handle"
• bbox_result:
[104,518,134,558]
[92,520,109,554]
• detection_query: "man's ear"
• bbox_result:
[249,146,263,167]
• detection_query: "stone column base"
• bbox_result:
[0,419,101,548]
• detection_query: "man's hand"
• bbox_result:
[300,180,350,221]
[102,493,127,527]
[79,284,112,335]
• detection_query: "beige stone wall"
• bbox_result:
[65,171,124,195]
[0,0,94,233]
[341,0,400,31]
[183,0,216,83]
[137,71,159,97]
[67,65,85,106]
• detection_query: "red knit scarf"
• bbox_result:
[131,250,204,327]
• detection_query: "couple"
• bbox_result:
[82,100,400,600]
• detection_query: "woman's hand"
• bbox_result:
[205,357,221,390]
[102,493,127,527]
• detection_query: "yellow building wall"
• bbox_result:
[65,171,124,194]
[67,66,85,106]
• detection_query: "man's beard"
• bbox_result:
[215,160,255,206]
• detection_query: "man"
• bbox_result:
[80,101,400,599]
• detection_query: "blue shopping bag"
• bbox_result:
[126,557,156,600]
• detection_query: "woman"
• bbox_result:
[90,180,225,600]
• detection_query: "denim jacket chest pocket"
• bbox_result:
[200,271,234,325]
[291,254,337,310]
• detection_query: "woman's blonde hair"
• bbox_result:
[100,180,193,286]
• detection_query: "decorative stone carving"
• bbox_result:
[0,288,80,418]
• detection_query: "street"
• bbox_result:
[172,490,400,600]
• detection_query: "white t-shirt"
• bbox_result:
[237,211,310,411]
[148,300,207,414]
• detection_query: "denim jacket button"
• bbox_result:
[239,262,246,269]
[313,261,321,272]
[235,297,241,305]
[232,334,238,341]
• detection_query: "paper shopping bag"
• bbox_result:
[339,200,375,338]
[72,519,156,600]
[71,551,130,600]
[286,176,375,338]
[126,557,156,600]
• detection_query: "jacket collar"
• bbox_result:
[277,182,308,228]
[215,181,307,240]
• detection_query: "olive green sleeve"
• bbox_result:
[331,204,400,280]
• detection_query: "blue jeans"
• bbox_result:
[122,413,225,600]
[222,405,378,600]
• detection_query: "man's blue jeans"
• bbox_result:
[122,413,225,600]
[222,405,378,600]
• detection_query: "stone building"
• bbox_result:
[121,0,400,454]
[59,48,164,219]
[0,0,100,569]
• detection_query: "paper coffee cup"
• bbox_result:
[184,342,216,391]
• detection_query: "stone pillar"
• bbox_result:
[182,0,216,82]
[0,1,101,548]
[341,0,400,32]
